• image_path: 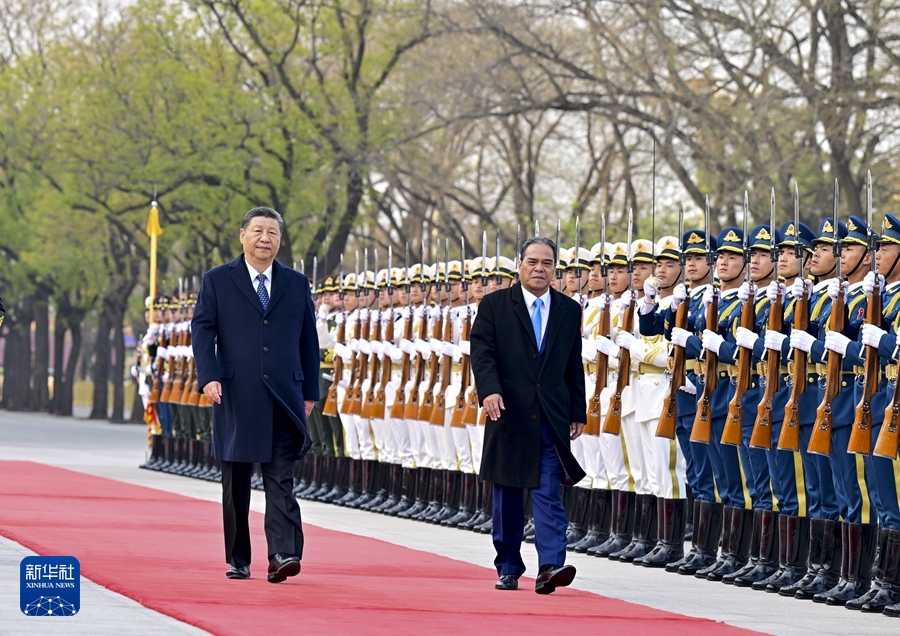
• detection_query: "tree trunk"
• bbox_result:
[60,320,81,417]
[1,297,34,411]
[30,291,50,412]
[109,313,126,423]
[50,308,66,414]
[89,312,112,420]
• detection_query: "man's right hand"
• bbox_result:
[203,381,222,404]
[483,393,505,421]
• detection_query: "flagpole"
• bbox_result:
[147,191,163,326]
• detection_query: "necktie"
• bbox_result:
[256,273,269,311]
[531,297,543,349]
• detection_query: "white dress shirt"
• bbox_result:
[521,285,551,344]
[246,259,273,297]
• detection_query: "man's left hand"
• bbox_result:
[570,422,585,440]
[304,400,315,418]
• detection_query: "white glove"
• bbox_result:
[157,347,169,360]
[679,378,697,395]
[616,331,636,351]
[735,326,759,350]
[824,331,850,356]
[595,336,619,357]
[399,339,415,355]
[671,284,687,310]
[671,327,692,348]
[359,340,372,355]
[702,285,716,308]
[581,337,597,363]
[643,278,658,302]
[333,342,352,364]
[640,294,657,315]
[596,293,609,313]
[414,305,426,321]
[621,290,635,307]
[737,282,757,303]
[441,341,456,357]
[317,306,329,321]
[764,330,787,351]
[791,278,812,299]
[385,343,403,362]
[827,278,849,301]
[766,281,786,304]
[862,323,887,348]
[349,338,360,353]
[359,308,369,322]
[702,329,724,354]
[335,312,345,326]
[790,330,815,353]
[414,339,432,358]
[370,341,384,356]
[428,306,442,320]
[459,340,471,356]
[429,338,443,354]
[400,306,411,321]
[863,272,886,297]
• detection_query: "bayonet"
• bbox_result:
[387,246,394,302]
[339,254,345,311]
[535,219,540,237]
[834,178,842,281]
[405,243,411,309]
[868,171,876,274]
[770,188,778,283]
[312,256,318,298]
[678,202,686,280]
[481,231,487,285]
[652,137,657,248]
[495,231,501,284]
[555,218,562,288]
[627,207,634,289]
[793,183,802,261]
[515,225,521,274]
[743,191,751,284]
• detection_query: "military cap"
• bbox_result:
[568,247,592,270]
[323,275,339,292]
[844,216,872,247]
[778,221,814,254]
[445,260,463,282]
[748,225,781,251]
[880,214,900,246]
[811,218,848,245]
[497,256,516,278]
[590,242,612,265]
[361,270,376,290]
[608,242,629,267]
[422,264,436,283]
[630,239,656,263]
[682,230,717,254]
[656,236,680,261]
[462,259,475,281]
[341,272,357,291]
[376,269,391,288]
[716,227,744,254]
[470,256,487,279]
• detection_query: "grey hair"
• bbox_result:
[241,207,285,235]
[520,236,557,261]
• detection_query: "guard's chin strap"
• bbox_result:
[720,264,746,285]
[845,251,867,279]
[751,264,775,285]
[886,248,900,281]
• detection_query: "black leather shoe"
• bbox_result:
[495,574,518,590]
[226,565,250,579]
[267,553,301,583]
[534,564,576,595]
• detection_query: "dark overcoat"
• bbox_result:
[470,283,587,488]
[192,255,320,462]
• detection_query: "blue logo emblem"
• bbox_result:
[20,556,80,616]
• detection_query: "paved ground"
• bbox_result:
[0,410,896,635]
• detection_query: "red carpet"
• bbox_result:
[0,461,764,635]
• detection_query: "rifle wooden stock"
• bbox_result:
[361,311,384,419]
[849,280,883,455]
[323,317,346,417]
[722,290,756,446]
[779,286,810,451]
[451,309,473,428]
[657,301,688,439]
[172,329,193,402]
[405,313,428,420]
[750,291,783,449]
[371,308,395,420]
[586,300,611,436]
[148,328,168,402]
[346,314,371,416]
[340,311,363,415]
[178,356,195,404]
[429,309,454,425]
[602,297,636,435]
[461,385,480,426]
[874,377,900,459]
[159,330,186,403]
[418,310,443,421]
[691,290,720,444]
[390,311,414,420]
[808,284,846,456]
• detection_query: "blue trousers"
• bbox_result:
[157,402,172,437]
[765,419,806,517]
[676,412,716,502]
[492,428,568,577]
[828,425,873,523]
[865,423,900,530]
[741,426,773,510]
[708,415,748,508]
[799,424,839,520]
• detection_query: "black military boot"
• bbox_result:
[592,491,635,558]
[320,456,349,503]
[565,488,591,550]
[291,458,307,496]
[443,473,476,527]
[793,518,841,599]
[667,498,701,572]
[610,493,646,561]
[310,455,334,500]
[400,468,430,519]
[335,459,361,506]
[684,487,694,542]
[374,464,402,513]
[297,454,323,499]
[474,482,495,533]
[349,460,377,509]
[694,505,733,578]
[847,526,889,610]
[185,440,204,477]
[573,490,611,553]
[415,469,444,521]
[708,507,754,581]
[141,435,162,470]
[678,500,723,575]
[814,522,876,605]
[362,462,390,511]
[386,467,415,516]
[460,477,488,530]
[722,507,763,584]
[734,509,779,586]
[643,498,686,568]
[768,515,812,593]
[430,470,460,524]
[620,495,658,564]
[857,528,900,613]
[195,441,214,480]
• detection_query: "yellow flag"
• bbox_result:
[146,205,163,237]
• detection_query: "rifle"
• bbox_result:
[323,255,345,416]
[691,196,719,444]
[452,237,474,428]
[779,184,808,451]
[391,245,414,421]
[347,250,371,416]
[656,202,687,439]
[602,208,635,435]
[808,180,844,456]
[555,219,563,292]
[160,283,186,403]
[850,171,881,455]
[361,250,383,419]
[340,252,362,415]
[750,189,783,448]
[874,368,900,459]
[419,243,445,421]
[148,313,168,403]
[405,243,430,420]
[586,213,610,435]
[722,192,754,446]
[429,240,454,425]
[372,249,394,420]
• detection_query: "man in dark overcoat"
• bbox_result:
[470,236,587,594]
[192,206,320,583]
